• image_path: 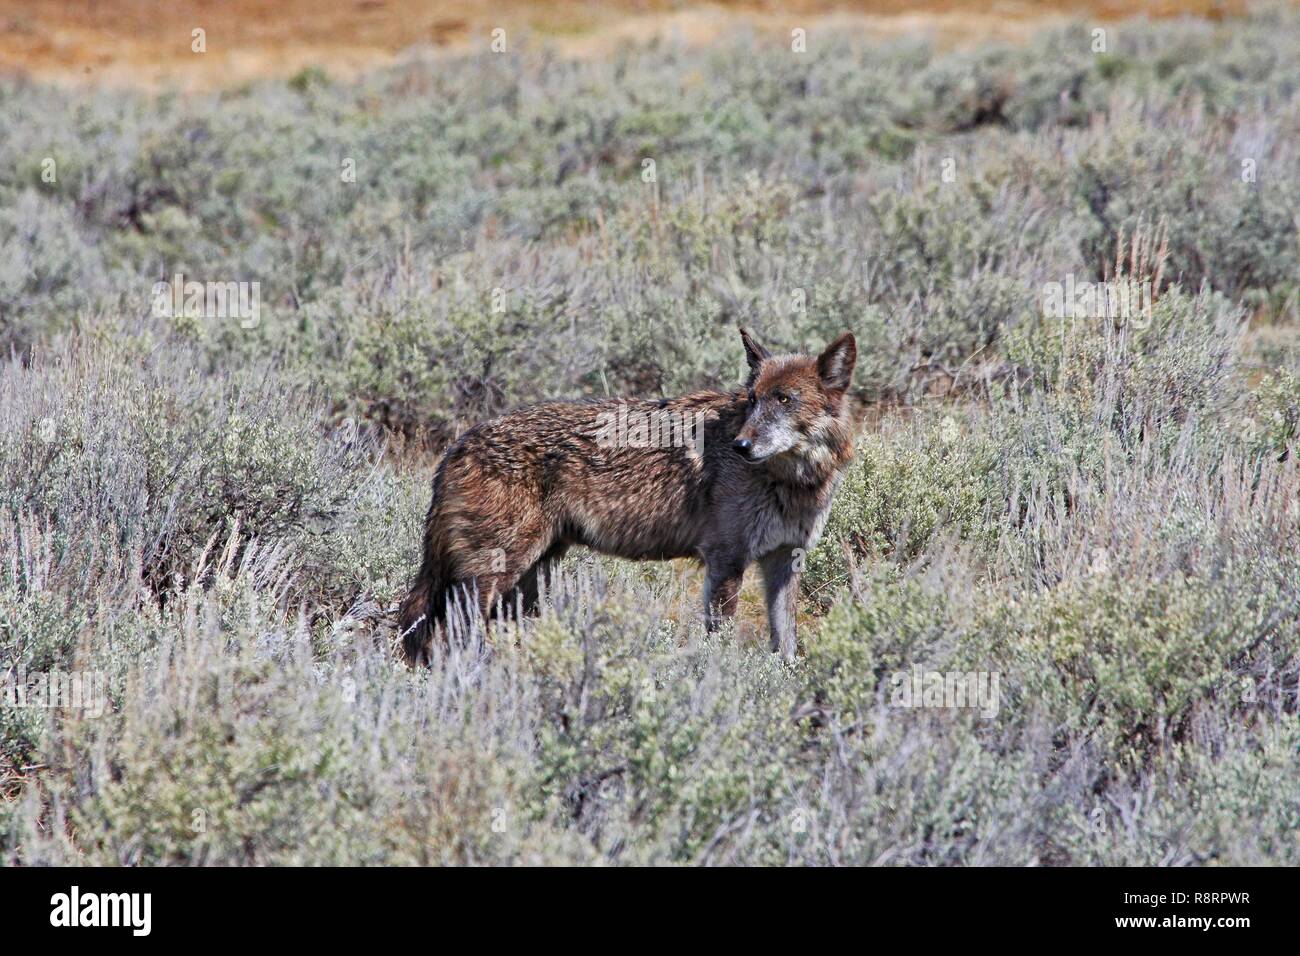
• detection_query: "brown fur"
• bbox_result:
[398,328,857,664]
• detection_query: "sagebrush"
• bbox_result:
[2,8,1299,864]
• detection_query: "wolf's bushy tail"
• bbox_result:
[398,465,452,666]
[397,552,442,665]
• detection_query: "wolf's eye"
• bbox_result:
[776,393,791,404]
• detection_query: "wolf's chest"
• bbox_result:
[746,490,833,560]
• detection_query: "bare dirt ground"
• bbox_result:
[0,0,1248,90]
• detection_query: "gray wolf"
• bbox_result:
[399,327,857,664]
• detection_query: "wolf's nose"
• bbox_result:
[733,438,753,457]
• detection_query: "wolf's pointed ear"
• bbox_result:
[739,327,771,373]
[817,332,856,392]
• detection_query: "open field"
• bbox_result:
[2,4,1299,864]
[0,0,1252,88]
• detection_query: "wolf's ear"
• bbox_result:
[739,327,771,373]
[817,332,857,392]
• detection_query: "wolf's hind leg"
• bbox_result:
[703,559,745,633]
[451,527,557,624]
[504,542,569,617]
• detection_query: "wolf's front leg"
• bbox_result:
[760,547,800,662]
[703,561,744,633]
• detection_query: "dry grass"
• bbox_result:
[0,0,1253,89]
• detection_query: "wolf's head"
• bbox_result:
[732,328,857,479]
